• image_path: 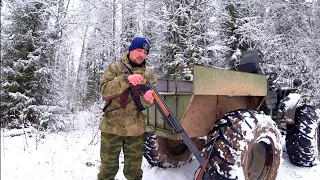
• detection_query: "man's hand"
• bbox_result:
[143,90,154,103]
[128,74,143,86]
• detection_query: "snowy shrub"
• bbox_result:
[24,105,69,132]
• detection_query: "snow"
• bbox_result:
[283,93,302,110]
[259,137,271,144]
[8,92,29,100]
[1,110,320,180]
[225,111,283,180]
[2,128,33,137]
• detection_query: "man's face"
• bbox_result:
[129,48,147,64]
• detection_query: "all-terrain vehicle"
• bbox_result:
[143,51,320,179]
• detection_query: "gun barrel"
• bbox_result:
[147,82,206,166]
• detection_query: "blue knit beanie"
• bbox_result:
[129,37,150,54]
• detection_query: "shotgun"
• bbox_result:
[102,82,211,179]
[146,82,210,180]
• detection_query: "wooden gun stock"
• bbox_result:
[152,91,170,117]
[146,82,207,175]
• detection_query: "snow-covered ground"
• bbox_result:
[1,111,320,180]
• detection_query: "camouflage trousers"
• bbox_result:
[98,132,144,180]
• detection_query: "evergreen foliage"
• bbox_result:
[1,0,319,130]
[1,0,55,128]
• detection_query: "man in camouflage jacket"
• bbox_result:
[98,37,157,180]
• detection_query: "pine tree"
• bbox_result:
[217,0,255,69]
[1,0,58,129]
[151,0,219,79]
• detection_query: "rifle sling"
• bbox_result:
[120,61,145,111]
[102,61,145,113]
[103,98,133,113]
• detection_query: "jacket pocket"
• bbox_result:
[104,110,122,126]
[138,112,147,122]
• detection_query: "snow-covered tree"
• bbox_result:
[1,0,58,128]
[158,0,219,79]
[138,0,166,75]
[211,0,319,106]
[119,0,141,52]
[250,0,320,106]
[80,0,118,106]
[0,0,79,130]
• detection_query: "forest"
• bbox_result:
[1,0,319,130]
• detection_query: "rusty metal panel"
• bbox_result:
[155,102,165,129]
[177,81,193,93]
[179,95,263,138]
[248,96,265,110]
[163,95,176,130]
[155,80,170,92]
[156,80,193,93]
[146,65,268,140]
[146,93,193,139]
[146,106,156,127]
[180,95,219,138]
[145,95,166,130]
[177,94,193,122]
[147,94,264,140]
[216,96,250,120]
[145,126,180,139]
[193,65,267,96]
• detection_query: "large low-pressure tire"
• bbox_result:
[286,105,320,167]
[203,110,282,180]
[144,133,198,168]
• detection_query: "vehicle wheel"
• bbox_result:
[286,105,320,167]
[143,133,201,168]
[203,110,282,180]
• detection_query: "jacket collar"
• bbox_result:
[121,53,146,70]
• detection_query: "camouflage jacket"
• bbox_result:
[100,54,157,136]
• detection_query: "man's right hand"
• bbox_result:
[128,74,144,86]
